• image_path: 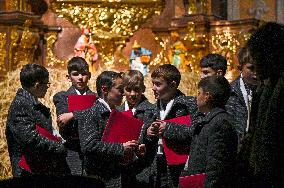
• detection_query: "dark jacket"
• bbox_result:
[144,90,199,187]
[168,108,238,187]
[53,86,95,151]
[6,88,69,177]
[226,77,248,140]
[117,96,156,187]
[53,86,95,175]
[74,100,124,188]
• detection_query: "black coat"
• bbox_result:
[53,86,95,175]
[166,108,238,187]
[144,90,199,187]
[226,77,248,140]
[6,88,69,177]
[117,96,156,187]
[74,100,124,188]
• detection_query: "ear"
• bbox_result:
[101,85,109,95]
[141,85,146,93]
[66,74,71,82]
[204,91,211,102]
[216,69,225,76]
[87,71,91,79]
[170,81,178,88]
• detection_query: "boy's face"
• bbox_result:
[240,63,257,86]
[152,77,175,101]
[196,87,209,113]
[124,85,144,107]
[67,70,90,92]
[200,67,224,79]
[107,78,124,108]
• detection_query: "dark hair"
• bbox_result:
[20,63,49,89]
[247,22,284,80]
[123,70,145,91]
[200,54,227,74]
[198,76,231,108]
[96,71,123,98]
[238,46,254,68]
[67,57,89,75]
[151,64,181,86]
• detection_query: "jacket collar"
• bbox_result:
[17,88,40,106]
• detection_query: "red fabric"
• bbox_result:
[102,109,143,143]
[121,110,133,117]
[163,115,191,165]
[179,173,205,188]
[18,124,61,172]
[67,95,96,112]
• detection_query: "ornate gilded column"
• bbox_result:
[0,0,48,80]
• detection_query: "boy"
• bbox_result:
[117,70,156,187]
[146,64,199,187]
[53,56,95,175]
[199,53,227,79]
[6,63,69,177]
[226,46,257,140]
[160,76,238,187]
[74,71,142,187]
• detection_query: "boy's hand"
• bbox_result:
[57,112,74,127]
[157,120,166,136]
[121,140,138,165]
[136,144,146,157]
[147,122,159,137]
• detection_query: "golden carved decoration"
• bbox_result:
[7,0,30,11]
[211,31,251,70]
[0,33,7,71]
[9,28,20,70]
[50,0,164,69]
[46,32,67,67]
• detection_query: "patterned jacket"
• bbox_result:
[53,86,96,175]
[144,90,199,187]
[226,77,248,140]
[74,100,124,188]
[166,108,238,187]
[6,88,69,177]
[117,95,156,187]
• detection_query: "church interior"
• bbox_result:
[0,0,283,178]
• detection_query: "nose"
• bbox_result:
[200,74,205,79]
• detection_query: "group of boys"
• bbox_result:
[6,46,257,187]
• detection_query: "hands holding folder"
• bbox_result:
[102,110,146,165]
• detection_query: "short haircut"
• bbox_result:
[238,46,254,67]
[198,75,231,108]
[151,64,181,86]
[96,71,123,98]
[67,57,89,75]
[123,70,145,91]
[247,22,284,80]
[20,63,49,89]
[200,54,227,73]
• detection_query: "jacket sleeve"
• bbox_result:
[10,102,66,154]
[226,94,245,139]
[53,91,68,116]
[205,118,238,187]
[75,109,124,160]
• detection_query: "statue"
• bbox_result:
[74,27,98,72]
[129,40,152,76]
[168,32,189,71]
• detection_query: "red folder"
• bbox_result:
[19,124,61,172]
[163,115,191,165]
[179,173,205,188]
[121,109,133,117]
[102,109,143,143]
[67,95,96,112]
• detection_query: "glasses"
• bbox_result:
[38,82,51,87]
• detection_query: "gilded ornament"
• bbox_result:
[0,33,7,71]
